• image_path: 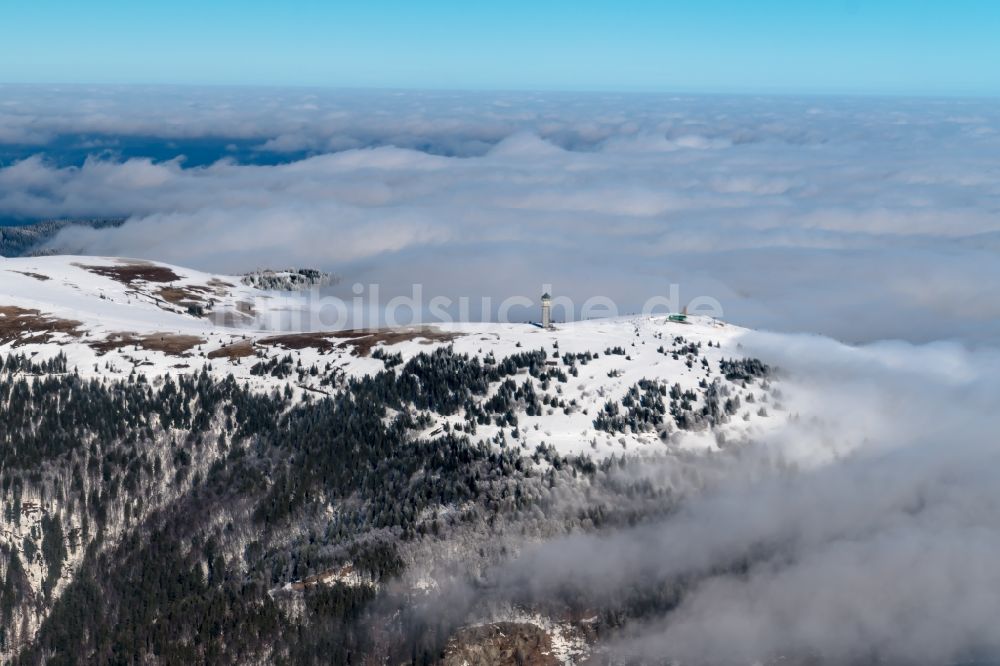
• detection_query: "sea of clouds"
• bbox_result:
[2,85,1000,343]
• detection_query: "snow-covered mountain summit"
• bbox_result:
[0,255,783,457]
[0,255,793,662]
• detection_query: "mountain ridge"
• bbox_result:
[0,255,786,663]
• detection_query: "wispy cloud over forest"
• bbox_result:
[450,332,1000,664]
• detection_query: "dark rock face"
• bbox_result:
[443,622,561,666]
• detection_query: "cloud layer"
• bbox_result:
[2,87,1000,343]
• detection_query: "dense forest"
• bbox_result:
[0,219,125,257]
[0,343,770,664]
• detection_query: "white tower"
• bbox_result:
[541,292,552,329]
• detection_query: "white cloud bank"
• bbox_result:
[2,87,1000,343]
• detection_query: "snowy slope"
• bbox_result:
[0,255,786,457]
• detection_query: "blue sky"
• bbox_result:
[2,1,999,94]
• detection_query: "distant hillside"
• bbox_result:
[0,218,125,257]
[241,267,339,291]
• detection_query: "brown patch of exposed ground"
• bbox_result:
[8,270,51,281]
[156,286,212,317]
[0,306,82,346]
[158,285,209,305]
[442,623,560,666]
[207,339,255,360]
[257,331,339,352]
[258,327,461,356]
[76,261,181,285]
[91,332,205,356]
